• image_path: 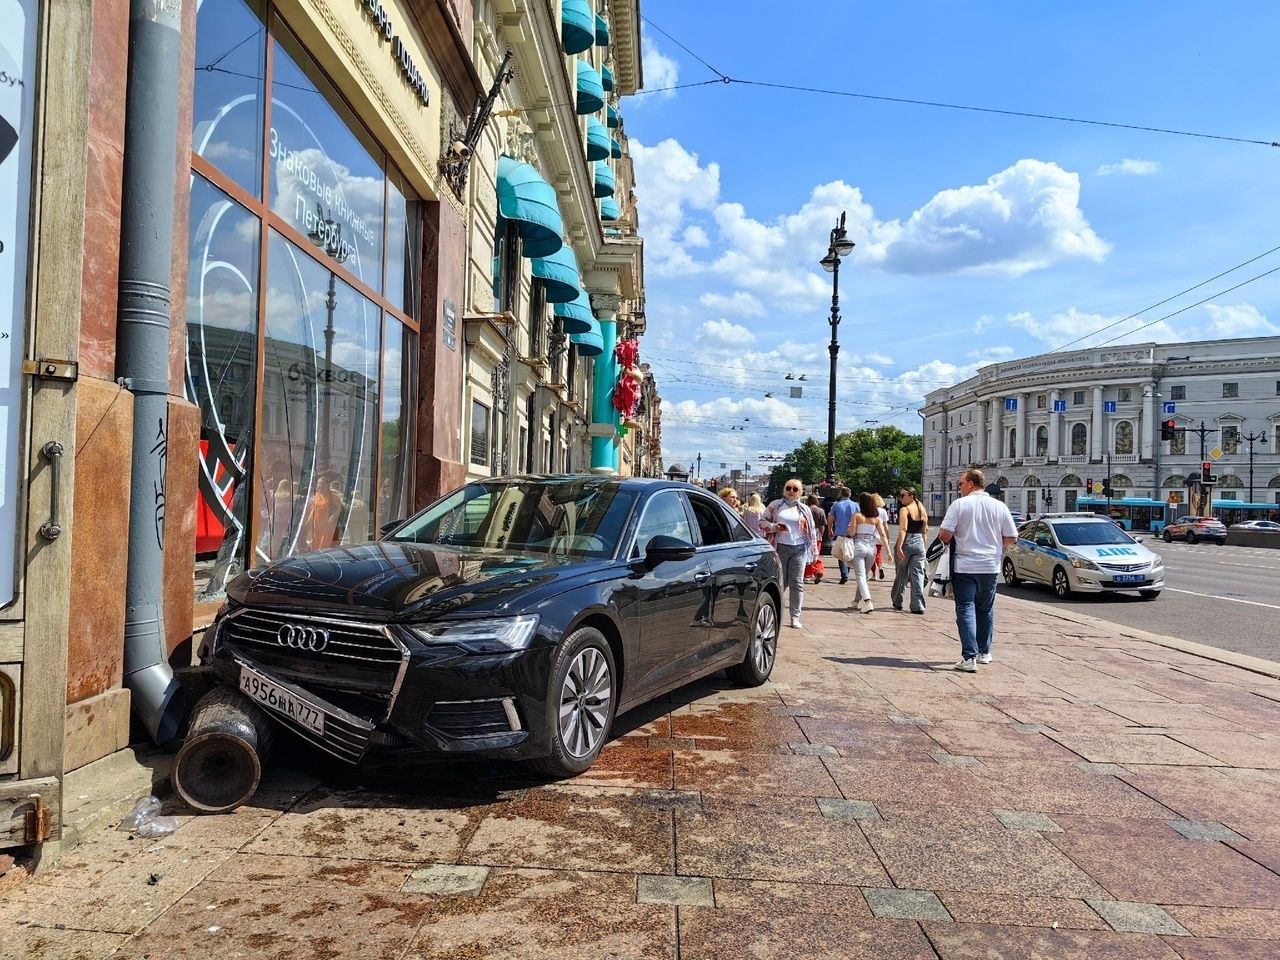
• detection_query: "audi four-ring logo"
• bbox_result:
[276,624,330,652]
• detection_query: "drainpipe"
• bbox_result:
[116,0,185,743]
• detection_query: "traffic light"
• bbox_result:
[1085,477,1093,492]
[1102,478,1114,498]
[1161,419,1177,441]
[1201,462,1214,484]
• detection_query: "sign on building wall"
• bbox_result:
[1104,400,1117,413]
[0,0,36,605]
[1052,400,1067,412]
[1004,397,1017,411]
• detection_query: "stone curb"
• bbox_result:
[999,593,1280,680]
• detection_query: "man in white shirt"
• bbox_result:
[938,468,1018,672]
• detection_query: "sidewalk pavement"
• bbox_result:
[4,573,1280,960]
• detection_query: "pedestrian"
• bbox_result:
[828,486,854,584]
[938,468,1018,672]
[717,487,741,514]
[870,493,890,580]
[741,492,766,536]
[804,494,828,583]
[849,492,892,614]
[762,478,820,629]
[891,486,929,614]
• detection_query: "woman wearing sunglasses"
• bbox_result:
[762,479,821,629]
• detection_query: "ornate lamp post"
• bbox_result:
[307,206,349,473]
[819,212,855,486]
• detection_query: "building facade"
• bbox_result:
[2,0,652,852]
[920,337,1280,519]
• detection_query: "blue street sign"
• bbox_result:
[1163,401,1176,414]
[1103,401,1117,413]
[1004,397,1018,411]
[1052,400,1067,413]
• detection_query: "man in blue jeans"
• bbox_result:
[938,468,1018,672]
[828,487,855,584]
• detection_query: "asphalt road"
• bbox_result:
[995,536,1280,663]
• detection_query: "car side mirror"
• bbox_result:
[643,535,696,569]
[379,519,404,537]
[1134,536,1144,543]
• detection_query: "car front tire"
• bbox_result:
[526,626,617,779]
[1162,530,1172,543]
[1002,558,1022,586]
[1187,531,1197,544]
[1139,589,1161,600]
[727,595,779,687]
[1052,566,1072,599]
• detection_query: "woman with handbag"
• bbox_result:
[762,479,820,629]
[849,492,893,614]
[891,486,930,614]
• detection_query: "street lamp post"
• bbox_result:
[1243,429,1268,503]
[307,206,349,474]
[819,211,855,486]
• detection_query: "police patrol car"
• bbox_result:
[1002,513,1164,600]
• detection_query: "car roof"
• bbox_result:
[1038,513,1109,522]
[484,474,713,495]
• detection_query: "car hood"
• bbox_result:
[226,542,599,619]
[1060,543,1158,564]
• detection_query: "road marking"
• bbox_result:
[1165,587,1280,610]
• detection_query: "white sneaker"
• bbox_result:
[790,618,803,629]
[953,658,978,673]
[862,601,875,615]
[977,652,993,664]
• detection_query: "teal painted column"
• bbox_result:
[588,294,622,474]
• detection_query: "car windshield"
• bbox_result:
[1051,521,1137,546]
[387,479,637,560]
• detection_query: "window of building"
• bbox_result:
[1223,382,1239,398]
[470,401,490,466]
[1072,390,1085,406]
[1035,425,1048,456]
[1071,423,1087,455]
[1036,394,1047,409]
[1171,428,1186,455]
[1275,424,1280,450]
[1118,387,1133,402]
[1007,428,1017,459]
[1114,421,1134,455]
[188,0,423,598]
[528,283,546,359]
[1221,491,1238,501]
[1223,425,1239,454]
[1170,385,1186,400]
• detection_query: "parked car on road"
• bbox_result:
[1230,520,1280,531]
[1003,513,1164,599]
[203,476,783,777]
[1162,516,1228,544]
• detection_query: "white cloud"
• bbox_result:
[865,352,895,366]
[974,314,993,333]
[1203,303,1279,338]
[967,345,1016,361]
[640,36,679,99]
[696,318,756,349]
[1096,158,1161,177]
[698,291,765,317]
[1007,307,1180,349]
[630,138,720,276]
[683,225,710,248]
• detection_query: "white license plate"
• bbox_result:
[239,666,325,735]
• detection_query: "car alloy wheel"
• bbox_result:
[1002,558,1021,586]
[1187,532,1197,544]
[558,647,612,759]
[752,601,778,676]
[1162,530,1172,542]
[1052,567,1071,598]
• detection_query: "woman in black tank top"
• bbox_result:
[892,487,931,613]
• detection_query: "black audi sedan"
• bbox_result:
[203,476,783,777]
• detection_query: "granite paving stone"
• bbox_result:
[672,748,840,798]
[209,853,416,891]
[927,719,1081,760]
[1167,731,1280,769]
[403,864,490,896]
[1087,899,1189,935]
[993,809,1063,832]
[816,798,883,822]
[862,887,953,921]
[797,717,940,760]
[1163,940,1280,960]
[1164,906,1280,940]
[1229,839,1280,874]
[788,742,839,757]
[574,743,675,788]
[636,874,714,907]
[936,891,1110,930]
[921,921,1184,959]
[679,911,938,960]
[1166,819,1246,842]
[710,879,873,917]
[0,926,129,960]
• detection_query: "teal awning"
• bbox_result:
[531,244,581,304]
[606,103,620,129]
[586,116,610,162]
[610,135,622,159]
[595,14,610,46]
[601,64,614,92]
[576,60,605,115]
[593,161,615,199]
[561,0,594,54]
[554,289,595,335]
[571,318,604,356]
[496,156,564,259]
[600,197,621,221]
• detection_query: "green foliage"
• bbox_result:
[766,427,922,501]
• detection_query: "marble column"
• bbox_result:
[990,399,1003,460]
[1048,389,1061,459]
[588,294,622,475]
[975,400,988,463]
[1015,393,1028,459]
[1141,382,1155,461]
[1091,386,1104,461]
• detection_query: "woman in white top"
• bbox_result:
[850,492,893,614]
[762,479,820,629]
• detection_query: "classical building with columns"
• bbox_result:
[920,337,1280,519]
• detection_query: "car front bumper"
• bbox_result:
[1068,570,1165,593]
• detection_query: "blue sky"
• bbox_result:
[623,2,1280,473]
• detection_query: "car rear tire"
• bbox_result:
[1162,530,1172,543]
[1002,558,1022,586]
[727,596,779,687]
[1139,590,1160,600]
[1187,532,1197,544]
[525,626,617,779]
[1052,566,1072,599]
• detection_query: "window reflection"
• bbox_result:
[380,319,416,526]
[384,170,420,317]
[258,231,379,560]
[186,175,260,600]
[269,24,384,291]
[192,0,265,194]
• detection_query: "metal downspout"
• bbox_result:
[117,0,185,743]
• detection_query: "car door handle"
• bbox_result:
[744,562,758,572]
[693,572,710,583]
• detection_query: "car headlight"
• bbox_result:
[408,615,541,654]
[1070,556,1100,571]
